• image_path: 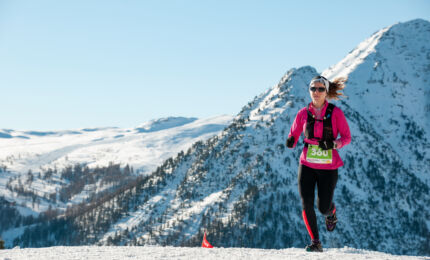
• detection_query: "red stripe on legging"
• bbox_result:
[332,205,336,215]
[302,210,315,240]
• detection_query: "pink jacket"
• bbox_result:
[288,101,351,170]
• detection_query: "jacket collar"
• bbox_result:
[308,100,328,115]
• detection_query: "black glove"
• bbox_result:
[286,136,295,148]
[318,140,335,150]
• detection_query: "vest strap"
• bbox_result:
[304,103,335,142]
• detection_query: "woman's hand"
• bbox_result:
[286,136,295,148]
[318,140,335,150]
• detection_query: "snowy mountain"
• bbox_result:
[135,117,198,133]
[323,18,430,184]
[0,115,232,174]
[0,115,232,239]
[3,19,430,256]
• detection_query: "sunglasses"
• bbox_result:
[309,87,326,93]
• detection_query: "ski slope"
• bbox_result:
[0,246,428,260]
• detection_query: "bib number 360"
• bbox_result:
[306,144,333,164]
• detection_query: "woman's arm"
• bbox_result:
[287,109,305,148]
[334,108,351,149]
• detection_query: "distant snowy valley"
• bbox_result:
[0,115,233,245]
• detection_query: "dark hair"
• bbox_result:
[327,77,347,100]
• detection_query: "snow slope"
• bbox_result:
[0,246,428,260]
[0,115,233,174]
[0,115,232,217]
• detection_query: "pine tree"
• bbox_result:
[0,237,5,249]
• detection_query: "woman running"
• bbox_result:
[286,75,351,252]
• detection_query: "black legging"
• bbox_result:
[298,164,338,241]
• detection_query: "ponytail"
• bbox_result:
[327,77,347,100]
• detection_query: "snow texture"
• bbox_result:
[0,246,428,260]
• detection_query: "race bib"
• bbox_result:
[306,144,332,164]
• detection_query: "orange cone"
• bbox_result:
[202,231,214,248]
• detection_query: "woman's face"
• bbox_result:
[309,81,327,104]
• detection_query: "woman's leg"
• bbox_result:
[316,168,338,216]
[298,164,319,241]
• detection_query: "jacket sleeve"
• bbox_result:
[334,108,351,149]
[288,109,305,148]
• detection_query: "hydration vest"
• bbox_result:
[304,103,335,145]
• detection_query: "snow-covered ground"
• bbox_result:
[0,246,428,260]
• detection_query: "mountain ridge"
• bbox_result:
[324,18,430,184]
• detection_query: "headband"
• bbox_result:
[309,76,330,92]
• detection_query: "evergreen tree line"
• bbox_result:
[13,152,189,247]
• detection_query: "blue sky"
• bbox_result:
[0,0,429,130]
